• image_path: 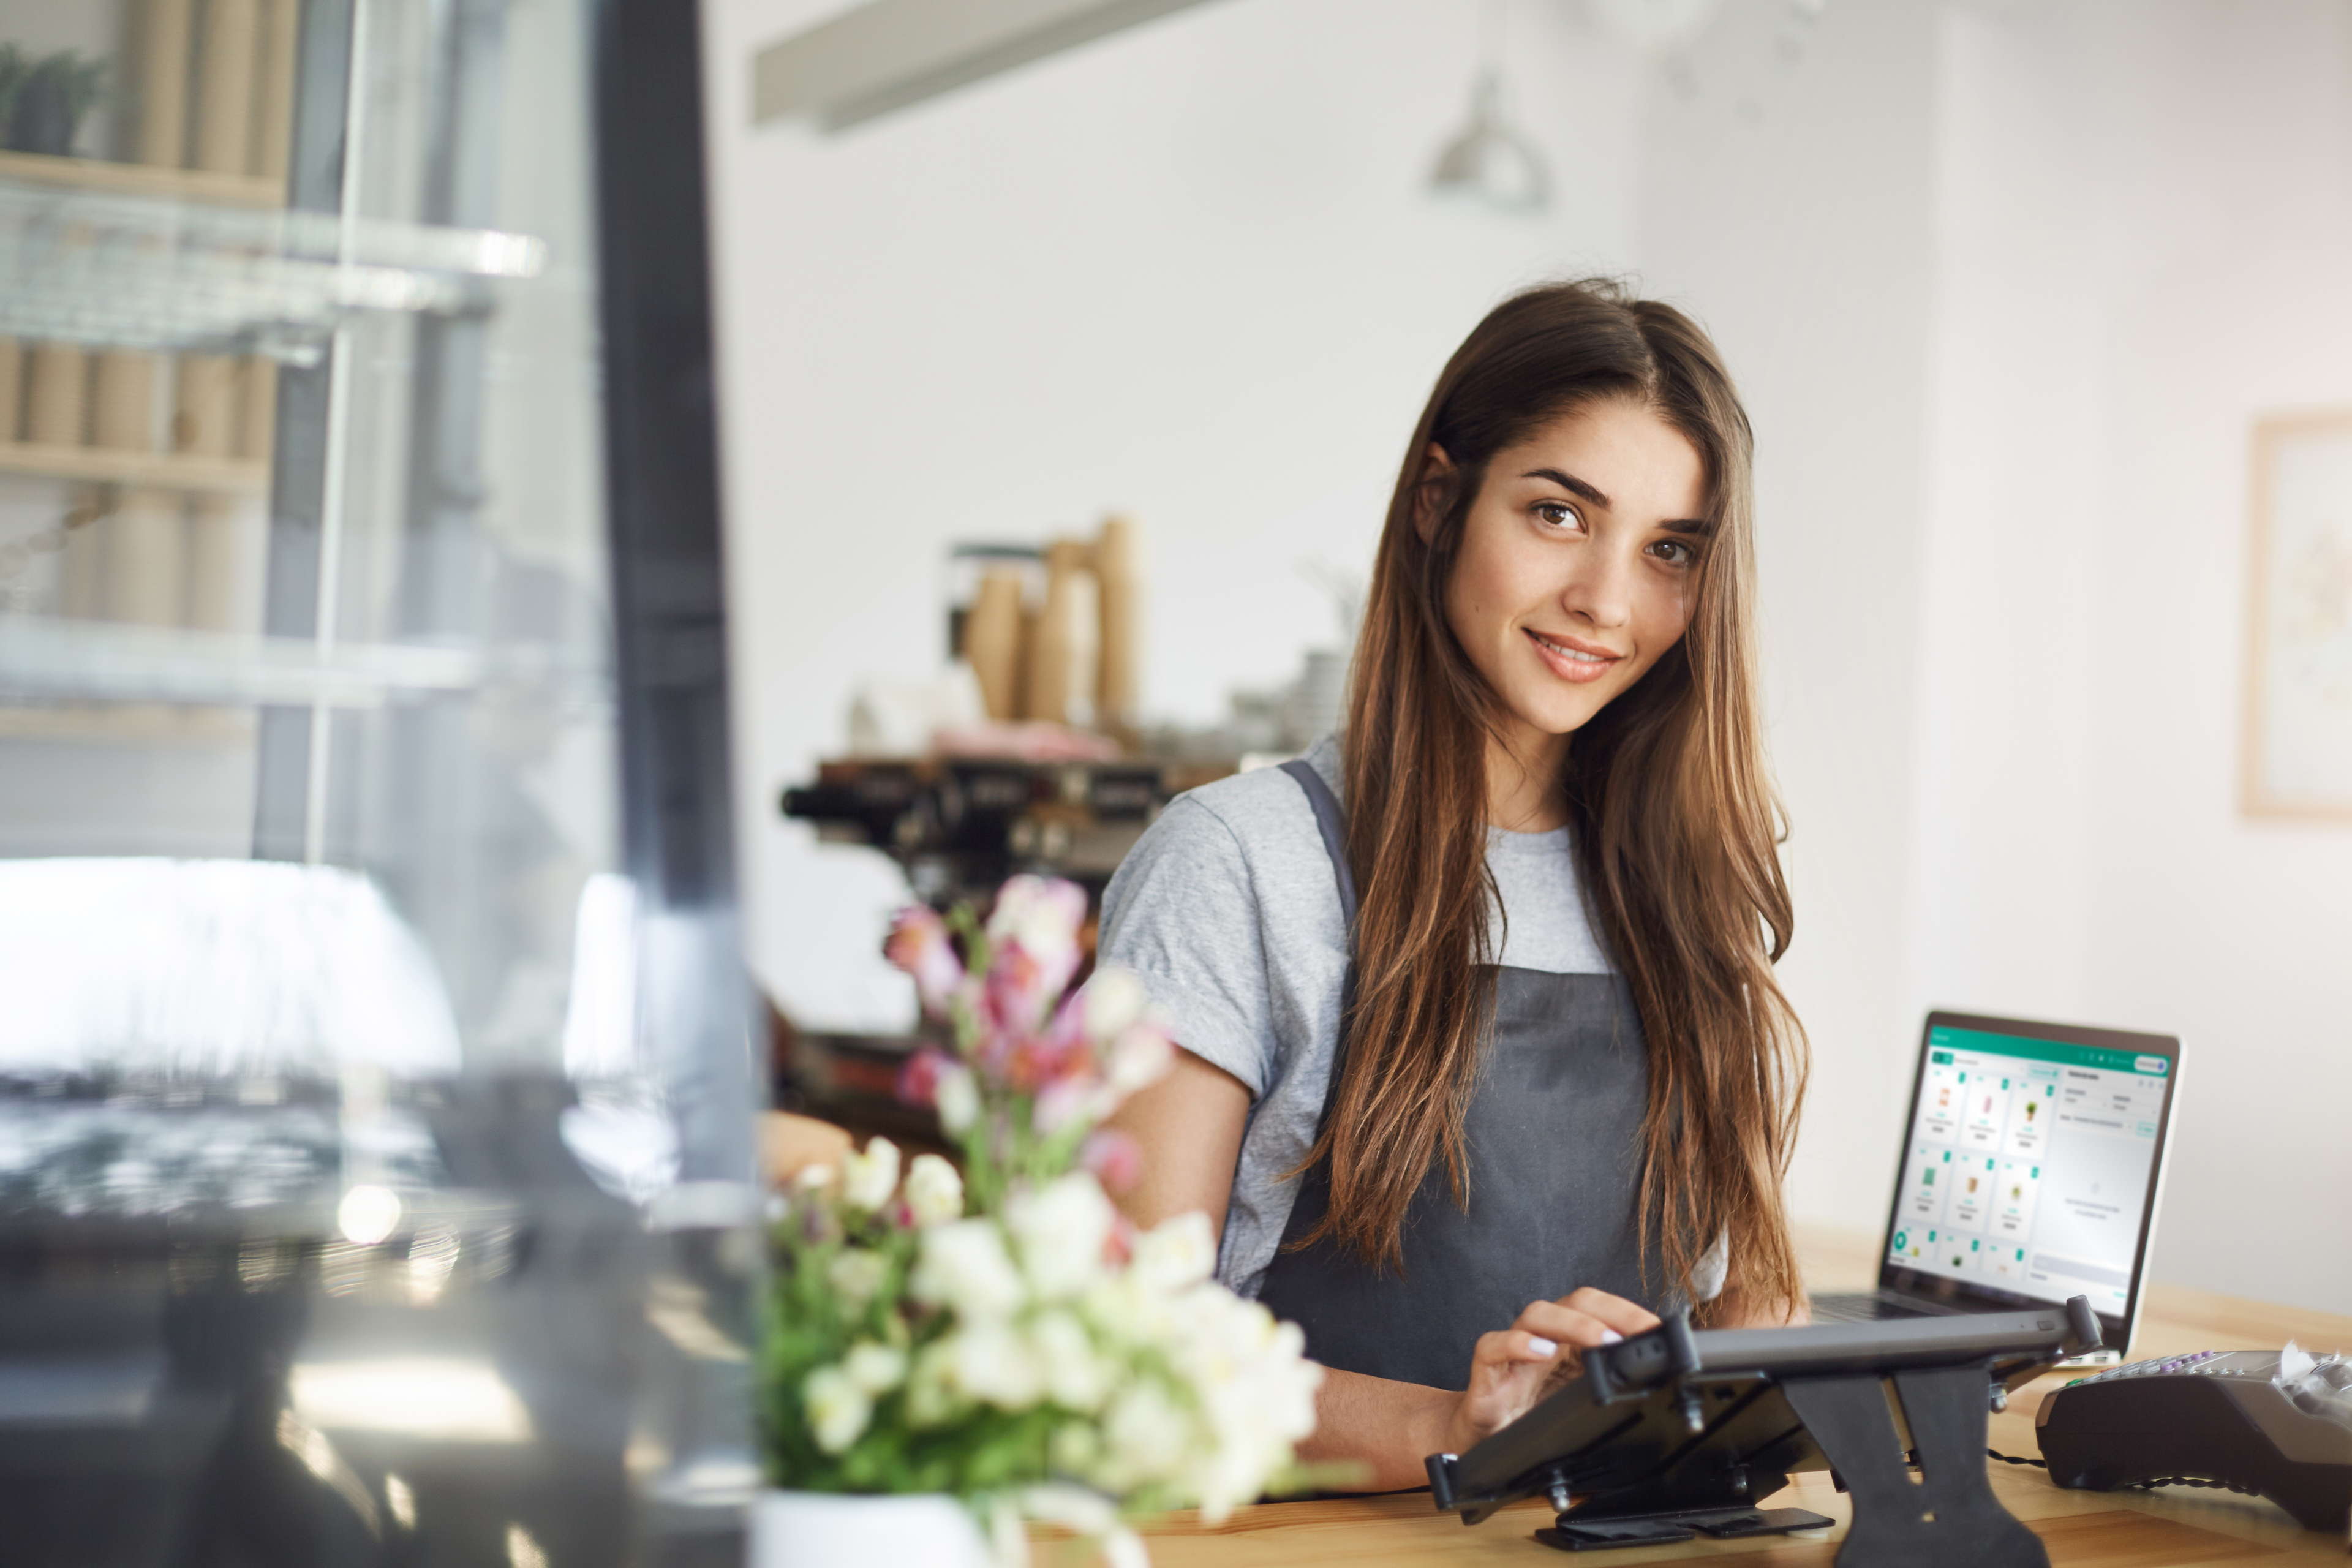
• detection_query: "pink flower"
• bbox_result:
[985,876,1085,996]
[884,906,965,1016]
[1080,1128,1143,1193]
[1104,1215,1136,1268]
[970,1017,1018,1077]
[982,939,1063,1040]
[896,1046,954,1108]
[1034,1076,1114,1136]
[1005,995,1093,1092]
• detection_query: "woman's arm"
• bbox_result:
[1308,1278,1656,1495]
[1297,1289,1659,1488]
[1101,1044,1251,1239]
[1103,1065,1659,1491]
[1102,1047,1666,1490]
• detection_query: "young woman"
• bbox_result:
[1096,279,1809,1490]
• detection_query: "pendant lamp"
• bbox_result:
[1428,60,1551,216]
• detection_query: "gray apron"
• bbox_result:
[1253,760,1657,1393]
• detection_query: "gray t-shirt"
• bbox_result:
[1097,735,1623,1301]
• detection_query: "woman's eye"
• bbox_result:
[1532,501,1583,532]
[1648,539,1698,568]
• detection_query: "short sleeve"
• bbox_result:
[1096,797,1275,1100]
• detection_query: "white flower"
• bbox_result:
[909,1218,1024,1319]
[1006,1173,1114,1300]
[791,1163,835,1195]
[1077,1270,1175,1352]
[1078,968,1146,1042]
[951,1318,1046,1409]
[1019,1485,1146,1568]
[1129,1210,1215,1292]
[1104,1023,1174,1096]
[1155,1287,1323,1522]
[935,1063,980,1134]
[904,1153,964,1227]
[1027,1310,1110,1412]
[842,1340,907,1396]
[1049,1419,1101,1474]
[802,1363,872,1453]
[905,1343,960,1427]
[842,1137,900,1212]
[1100,1379,1194,1488]
[825,1247,888,1310]
[984,1496,1031,1568]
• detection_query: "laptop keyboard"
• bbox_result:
[1808,1292,1939,1324]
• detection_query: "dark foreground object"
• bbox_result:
[2037,1348,2352,1533]
[1427,1298,2103,1566]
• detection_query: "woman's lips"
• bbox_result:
[1525,627,1623,684]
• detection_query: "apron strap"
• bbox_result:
[1278,758,1357,930]
[1281,758,1359,1141]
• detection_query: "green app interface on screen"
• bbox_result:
[1889,1027,2168,1311]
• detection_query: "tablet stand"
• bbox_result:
[1781,1360,2048,1568]
[1425,1300,2100,1564]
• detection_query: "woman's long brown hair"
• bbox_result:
[1289,279,1809,1322]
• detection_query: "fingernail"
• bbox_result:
[1528,1336,1558,1356]
[1600,1329,1624,1345]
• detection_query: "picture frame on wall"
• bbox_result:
[2243,411,2352,820]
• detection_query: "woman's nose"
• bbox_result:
[1559,548,1634,630]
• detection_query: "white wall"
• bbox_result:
[1920,0,2352,1314]
[703,0,1646,1022]
[2078,2,2352,1315]
[1700,0,2352,1312]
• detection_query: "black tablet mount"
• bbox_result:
[1425,1297,2103,1563]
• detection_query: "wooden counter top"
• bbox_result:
[1134,1229,2352,1565]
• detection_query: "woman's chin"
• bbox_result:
[1498,685,1613,741]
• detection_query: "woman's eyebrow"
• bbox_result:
[1525,468,1714,535]
[1522,467,1610,508]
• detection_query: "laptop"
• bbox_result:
[1809,1009,2182,1363]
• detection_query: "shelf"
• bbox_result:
[0,176,548,364]
[0,442,268,496]
[0,704,255,746]
[753,0,1219,131]
[1,616,481,709]
[0,150,283,211]
[0,614,605,709]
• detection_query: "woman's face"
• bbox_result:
[1438,398,1710,750]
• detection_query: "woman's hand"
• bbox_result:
[1439,1287,1662,1455]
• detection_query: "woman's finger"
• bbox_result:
[1472,1326,1565,1371]
[1512,1299,1626,1351]
[1557,1286,1663,1337]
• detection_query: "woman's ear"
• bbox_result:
[1414,443,1457,543]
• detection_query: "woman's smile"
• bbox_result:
[1523,626,1625,684]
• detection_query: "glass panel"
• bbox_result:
[0,3,752,1562]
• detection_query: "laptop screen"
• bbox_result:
[1885,1017,2176,1323]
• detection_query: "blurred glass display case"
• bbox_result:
[0,3,754,1566]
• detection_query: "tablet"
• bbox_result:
[1428,1297,2100,1526]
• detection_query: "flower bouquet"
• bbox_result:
[758,876,1323,1566]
